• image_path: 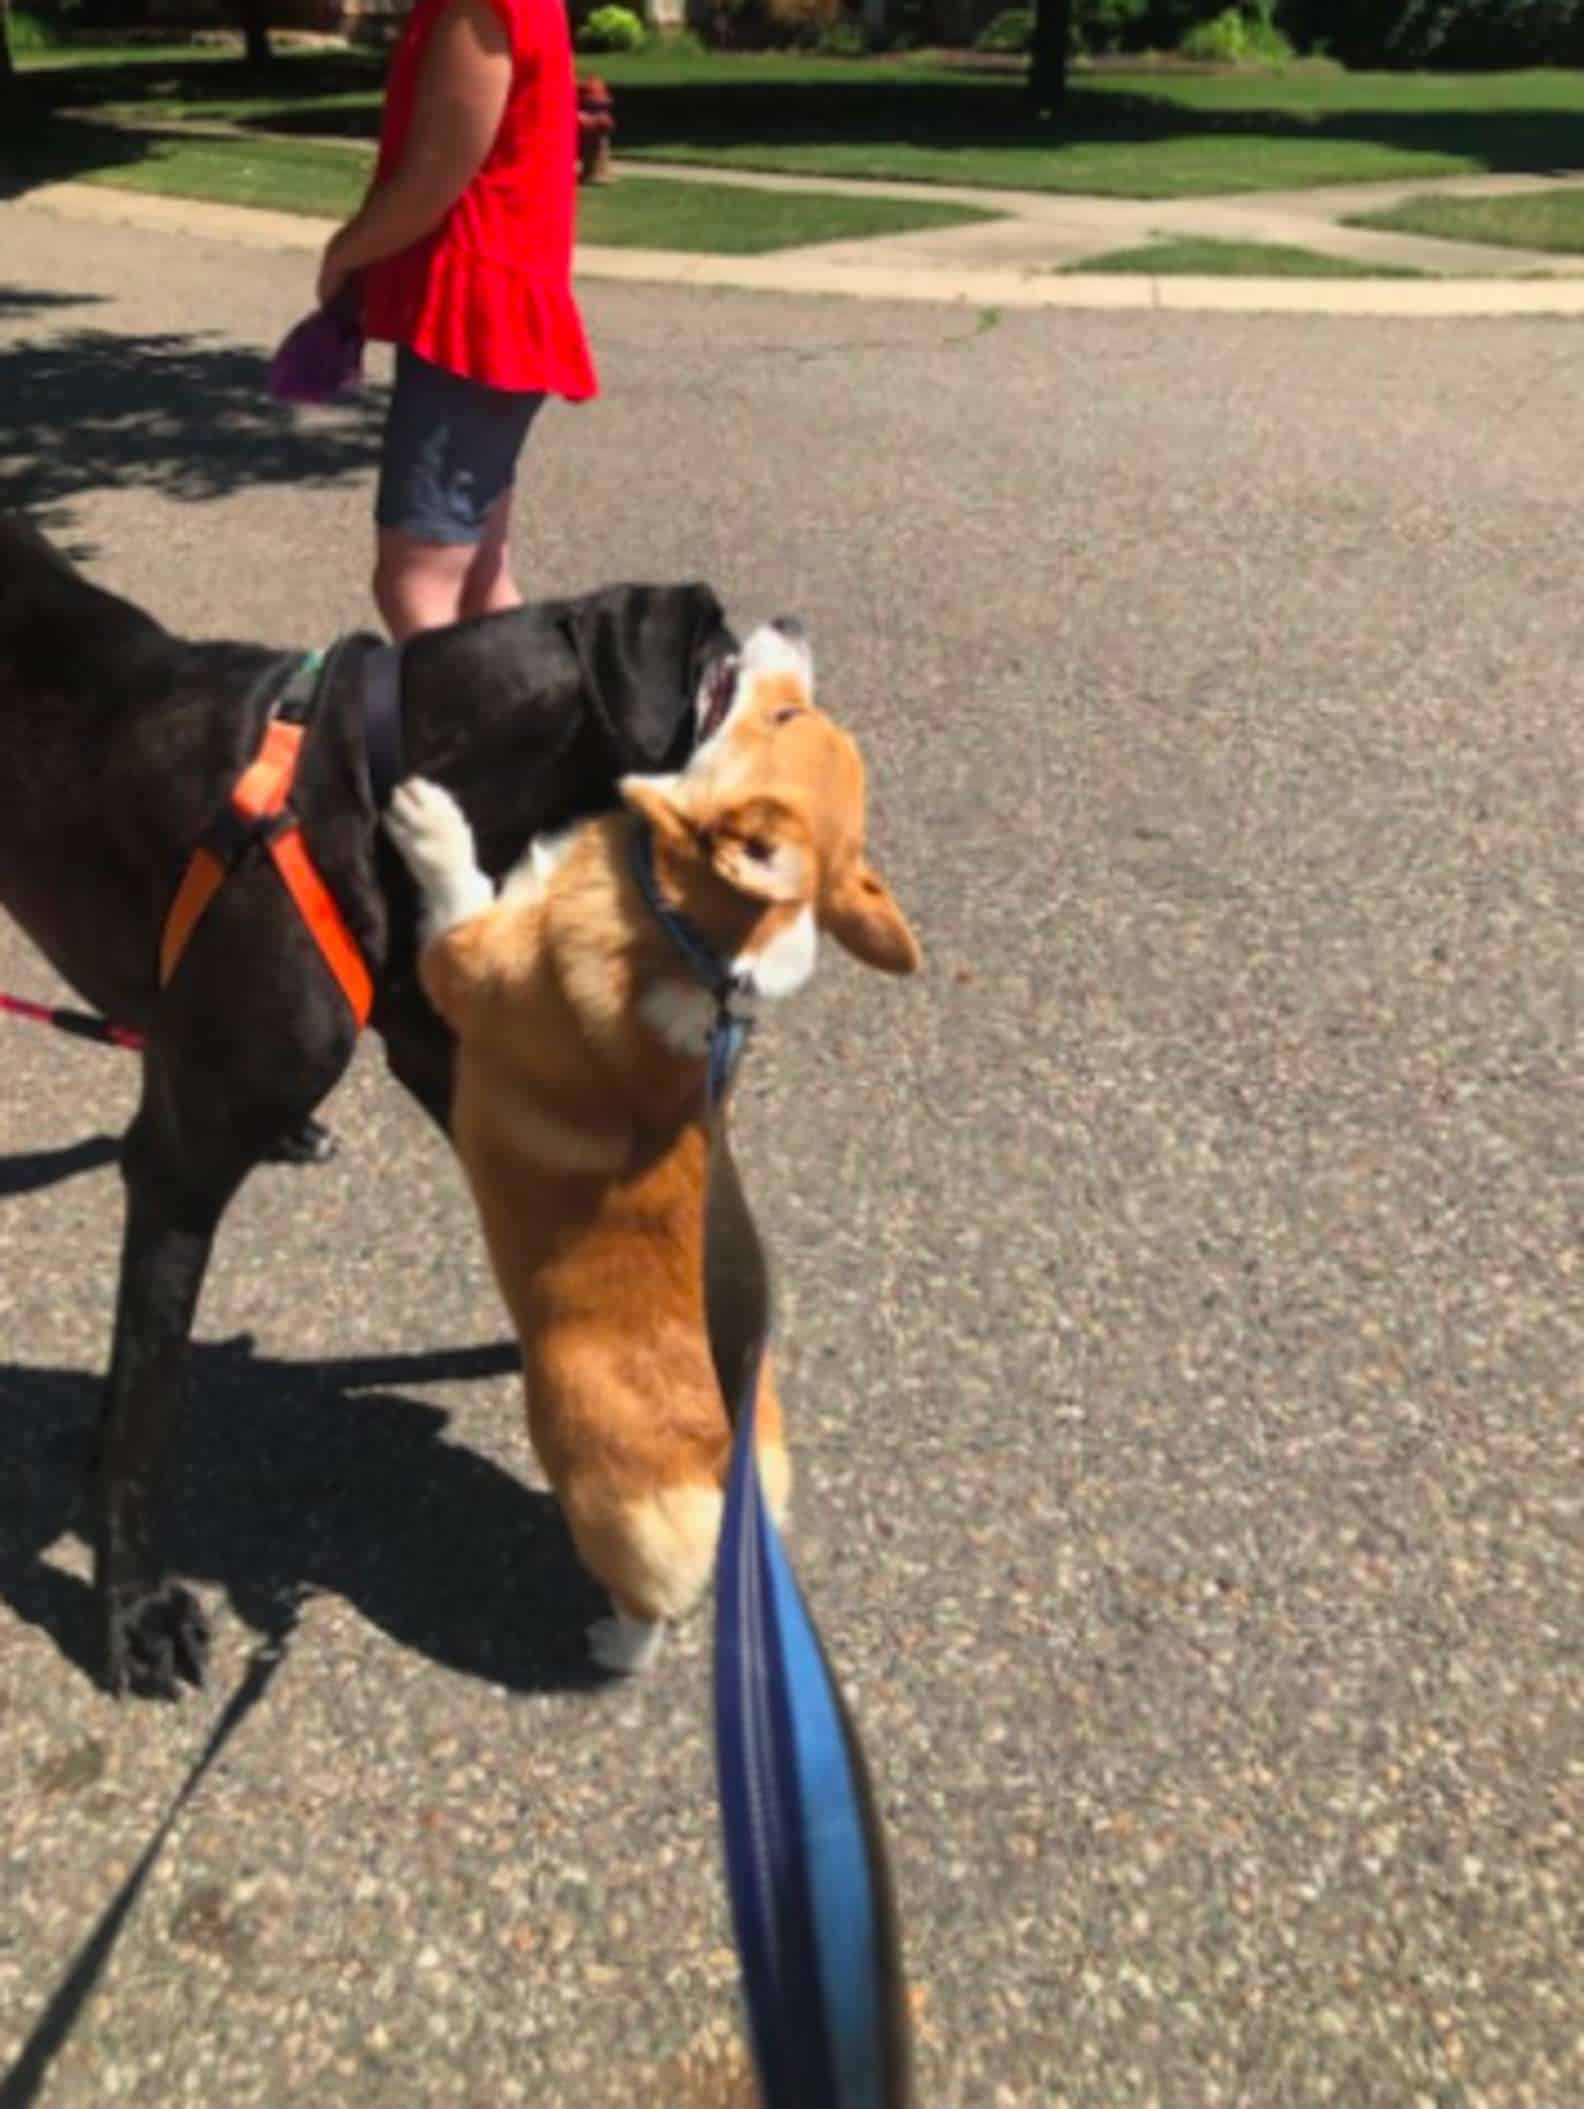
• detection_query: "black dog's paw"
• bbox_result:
[266,1115,337,1166]
[107,1581,211,1700]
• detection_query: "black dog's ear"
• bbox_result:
[558,583,739,777]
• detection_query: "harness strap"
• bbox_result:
[268,824,373,1023]
[159,658,372,1028]
[360,643,405,812]
[159,848,228,990]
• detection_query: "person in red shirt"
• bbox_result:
[317,0,597,640]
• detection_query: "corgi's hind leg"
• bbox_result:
[572,1481,725,1674]
[588,1609,666,1675]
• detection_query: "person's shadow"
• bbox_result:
[0,1325,609,1697]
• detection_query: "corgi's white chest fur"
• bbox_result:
[638,907,817,1058]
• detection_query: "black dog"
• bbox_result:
[0,515,734,1698]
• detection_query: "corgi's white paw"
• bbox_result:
[385,776,494,940]
[588,1611,665,1676]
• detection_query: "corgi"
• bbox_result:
[385,619,920,1672]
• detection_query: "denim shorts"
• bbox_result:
[375,346,547,545]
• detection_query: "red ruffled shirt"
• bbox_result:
[361,0,598,400]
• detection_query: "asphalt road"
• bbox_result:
[3,203,1583,2109]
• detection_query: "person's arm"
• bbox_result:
[317,0,514,308]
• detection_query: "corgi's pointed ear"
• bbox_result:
[619,773,694,850]
[823,860,921,975]
[707,796,813,905]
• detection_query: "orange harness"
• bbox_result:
[158,654,373,1027]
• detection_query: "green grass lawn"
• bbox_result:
[18,42,1584,200]
[1069,236,1423,276]
[2,123,992,253]
[1350,186,1584,255]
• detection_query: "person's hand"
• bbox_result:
[316,233,353,312]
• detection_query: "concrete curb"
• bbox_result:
[13,178,1584,319]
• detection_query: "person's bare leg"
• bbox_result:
[373,531,476,642]
[460,489,521,622]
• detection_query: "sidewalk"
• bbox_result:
[13,159,1584,317]
[603,158,1584,310]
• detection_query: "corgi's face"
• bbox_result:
[619,621,920,996]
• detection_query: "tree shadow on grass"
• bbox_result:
[15,52,1584,184]
[0,114,175,198]
[254,70,1584,179]
[29,49,385,119]
[0,1331,609,1699]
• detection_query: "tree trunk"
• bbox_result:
[238,0,274,67]
[1026,0,1071,115]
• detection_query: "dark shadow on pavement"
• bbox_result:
[0,1332,609,1699]
[0,288,108,321]
[0,1137,121,1200]
[0,324,386,527]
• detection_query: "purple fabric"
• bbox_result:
[268,289,365,406]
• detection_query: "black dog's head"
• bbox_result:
[554,580,739,780]
[395,581,738,887]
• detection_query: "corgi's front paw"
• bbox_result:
[588,1611,665,1676]
[385,776,494,941]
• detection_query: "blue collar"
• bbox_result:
[629,819,753,1107]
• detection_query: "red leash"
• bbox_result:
[0,991,144,1052]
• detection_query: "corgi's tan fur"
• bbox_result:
[387,622,919,1671]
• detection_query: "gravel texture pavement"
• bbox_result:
[2,200,1583,2108]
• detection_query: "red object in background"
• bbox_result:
[577,78,615,185]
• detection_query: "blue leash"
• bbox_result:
[630,822,912,2108]
[712,1344,910,2109]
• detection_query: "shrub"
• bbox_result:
[1390,0,1584,66]
[974,6,1032,52]
[8,7,69,50]
[1075,0,1151,51]
[1181,4,1247,56]
[764,0,843,42]
[816,14,870,51]
[1286,0,1584,66]
[708,0,841,48]
[1181,2,1293,60]
[575,4,646,53]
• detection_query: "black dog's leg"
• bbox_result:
[266,1114,338,1165]
[372,973,456,1137]
[95,999,351,1697]
[96,1108,252,1699]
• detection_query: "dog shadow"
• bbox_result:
[0,1136,121,1201]
[0,1333,609,1697]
